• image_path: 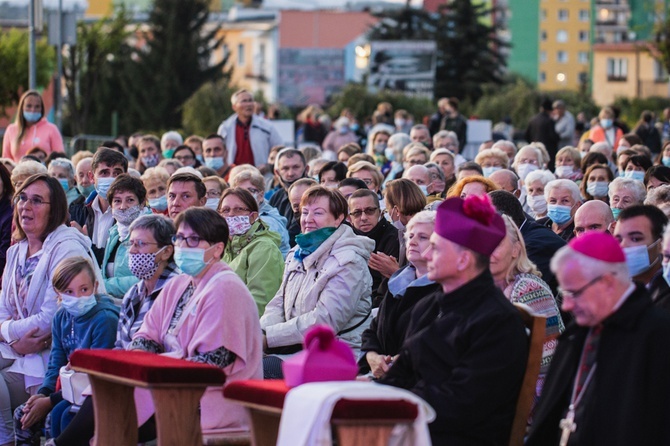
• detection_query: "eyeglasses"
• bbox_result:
[219,207,250,216]
[358,178,374,186]
[172,234,205,248]
[15,194,50,206]
[174,155,194,162]
[206,190,222,199]
[349,207,379,218]
[122,240,159,249]
[558,274,609,300]
[245,188,261,195]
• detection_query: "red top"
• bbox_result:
[234,119,254,165]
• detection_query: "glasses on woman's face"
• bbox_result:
[15,194,50,207]
[122,240,158,250]
[172,234,205,248]
[174,155,194,163]
[219,206,251,217]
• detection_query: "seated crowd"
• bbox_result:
[2,89,670,445]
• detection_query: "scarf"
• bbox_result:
[294,227,336,262]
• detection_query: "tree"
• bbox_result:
[121,0,229,132]
[654,14,670,76]
[182,79,236,136]
[62,8,134,135]
[0,29,55,114]
[368,0,508,103]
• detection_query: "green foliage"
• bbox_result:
[326,83,434,123]
[62,7,134,135]
[473,77,599,128]
[612,96,670,129]
[655,15,670,76]
[368,0,507,103]
[121,0,229,132]
[0,29,55,114]
[182,80,236,135]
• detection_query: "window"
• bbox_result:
[541,9,547,21]
[607,57,628,81]
[654,59,668,82]
[557,51,568,63]
[579,30,589,42]
[237,43,245,66]
[578,51,589,64]
[541,30,548,41]
[579,9,589,21]
[540,51,547,62]
[556,30,568,43]
[558,9,569,21]
[539,72,546,83]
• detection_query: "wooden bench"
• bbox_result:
[223,379,419,446]
[70,349,227,446]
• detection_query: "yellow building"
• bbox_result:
[592,42,669,105]
[538,0,591,91]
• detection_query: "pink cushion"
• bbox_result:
[70,349,225,385]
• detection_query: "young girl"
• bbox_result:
[13,257,118,446]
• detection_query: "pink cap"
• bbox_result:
[435,195,505,256]
[568,232,625,263]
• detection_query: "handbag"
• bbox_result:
[59,366,90,405]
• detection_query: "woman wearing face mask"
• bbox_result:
[11,257,118,445]
[474,148,509,178]
[101,175,149,299]
[512,145,543,183]
[0,174,104,446]
[171,145,201,169]
[624,155,653,183]
[219,188,283,315]
[367,129,392,175]
[537,179,583,242]
[525,170,556,219]
[141,167,169,215]
[45,215,179,446]
[260,186,374,379]
[581,164,614,203]
[554,147,583,181]
[130,207,262,439]
[2,91,64,163]
[589,106,624,151]
[318,161,347,189]
[322,117,359,154]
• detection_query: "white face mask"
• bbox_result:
[554,166,574,178]
[516,163,539,181]
[528,195,548,215]
[205,198,219,210]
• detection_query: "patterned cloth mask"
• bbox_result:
[112,205,143,226]
[129,247,165,280]
[226,216,252,236]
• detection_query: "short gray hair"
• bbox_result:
[433,130,458,147]
[645,184,670,207]
[405,210,436,242]
[48,158,75,179]
[492,140,518,158]
[544,179,582,203]
[513,145,543,169]
[161,131,183,147]
[129,214,176,248]
[608,177,646,204]
[525,169,556,186]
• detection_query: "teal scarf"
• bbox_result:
[294,227,337,262]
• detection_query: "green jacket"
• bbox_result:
[222,220,283,316]
[101,224,139,299]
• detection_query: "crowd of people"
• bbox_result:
[1,87,670,445]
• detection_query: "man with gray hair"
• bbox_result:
[553,100,575,149]
[573,200,614,238]
[217,89,283,167]
[527,232,670,445]
[491,140,517,163]
[409,124,433,149]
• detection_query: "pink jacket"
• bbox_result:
[132,262,263,432]
[2,119,64,161]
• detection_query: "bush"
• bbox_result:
[326,83,435,124]
[181,80,237,136]
[612,97,670,130]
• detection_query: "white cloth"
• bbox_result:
[277,381,435,446]
[91,196,115,249]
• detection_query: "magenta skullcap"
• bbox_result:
[568,232,625,263]
[435,195,505,256]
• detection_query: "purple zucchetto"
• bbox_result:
[434,195,506,256]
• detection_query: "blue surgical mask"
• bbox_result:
[23,111,41,123]
[663,262,670,287]
[78,184,95,198]
[196,154,204,163]
[623,240,658,277]
[95,177,114,200]
[174,246,213,277]
[547,204,573,225]
[418,185,429,196]
[586,181,609,198]
[149,195,168,212]
[204,157,224,171]
[600,118,613,129]
[384,147,396,162]
[58,178,70,193]
[663,157,670,168]
[60,293,97,318]
[624,170,645,182]
[205,198,219,210]
[611,207,622,220]
[374,142,387,154]
[482,166,502,178]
